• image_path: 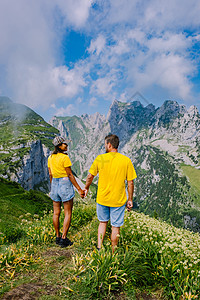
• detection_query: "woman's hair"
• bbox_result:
[52,144,67,155]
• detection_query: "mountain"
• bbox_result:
[0,97,59,190]
[0,96,200,231]
[50,99,200,231]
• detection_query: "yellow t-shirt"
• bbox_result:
[48,153,72,178]
[89,152,137,207]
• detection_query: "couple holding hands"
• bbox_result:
[48,134,137,251]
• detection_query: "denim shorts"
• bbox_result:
[96,203,126,227]
[50,177,75,202]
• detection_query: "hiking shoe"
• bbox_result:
[59,237,73,248]
[56,237,61,245]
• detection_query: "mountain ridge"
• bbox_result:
[50,99,200,231]
[0,96,200,230]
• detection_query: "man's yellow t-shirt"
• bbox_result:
[48,153,72,178]
[89,152,137,207]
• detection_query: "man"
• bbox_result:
[84,134,137,252]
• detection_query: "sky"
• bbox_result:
[0,0,200,121]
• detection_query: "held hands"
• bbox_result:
[83,188,89,198]
[78,188,89,199]
[78,189,85,199]
[126,200,133,212]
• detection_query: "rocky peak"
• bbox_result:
[188,105,199,117]
[154,100,187,126]
[106,99,156,142]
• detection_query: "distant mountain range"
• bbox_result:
[50,99,200,231]
[0,96,200,231]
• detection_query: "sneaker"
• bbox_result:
[56,237,61,245]
[59,237,73,248]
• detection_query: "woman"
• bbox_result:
[48,136,84,247]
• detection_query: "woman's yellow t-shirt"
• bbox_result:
[48,153,72,178]
[89,152,137,207]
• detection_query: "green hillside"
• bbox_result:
[0,97,59,179]
[0,182,199,299]
[133,145,200,231]
[181,165,200,207]
[0,97,58,148]
[0,178,52,243]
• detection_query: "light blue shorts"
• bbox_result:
[96,203,126,227]
[50,177,75,202]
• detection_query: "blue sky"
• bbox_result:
[0,0,200,121]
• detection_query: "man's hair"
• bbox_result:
[105,134,119,149]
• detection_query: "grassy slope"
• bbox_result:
[0,181,199,300]
[1,203,199,299]
[181,165,200,207]
[0,178,52,242]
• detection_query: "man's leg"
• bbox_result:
[110,204,126,253]
[98,221,108,249]
[62,198,73,239]
[111,226,120,253]
[53,201,61,237]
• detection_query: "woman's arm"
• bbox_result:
[48,167,53,184]
[65,166,85,198]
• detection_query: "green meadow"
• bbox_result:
[0,179,200,299]
[181,165,200,207]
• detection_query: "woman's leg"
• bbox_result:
[53,201,61,237]
[62,198,73,239]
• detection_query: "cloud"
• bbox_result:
[55,0,93,28]
[101,0,200,30]
[87,35,106,55]
[89,97,98,106]
[91,77,115,97]
[86,28,198,102]
[0,0,200,116]
[0,0,92,108]
[6,62,87,108]
[54,104,76,116]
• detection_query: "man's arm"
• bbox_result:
[127,180,134,211]
[84,173,95,197]
[48,167,53,184]
[65,166,85,198]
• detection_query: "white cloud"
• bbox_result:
[0,0,92,108]
[91,77,114,96]
[89,97,98,106]
[88,35,106,55]
[86,27,198,102]
[130,53,194,99]
[102,0,200,30]
[143,0,200,30]
[6,62,87,108]
[54,104,76,116]
[76,97,83,104]
[0,0,200,116]
[55,0,93,28]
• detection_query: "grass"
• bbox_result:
[0,178,200,299]
[181,165,200,207]
[1,202,199,299]
[0,178,52,243]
